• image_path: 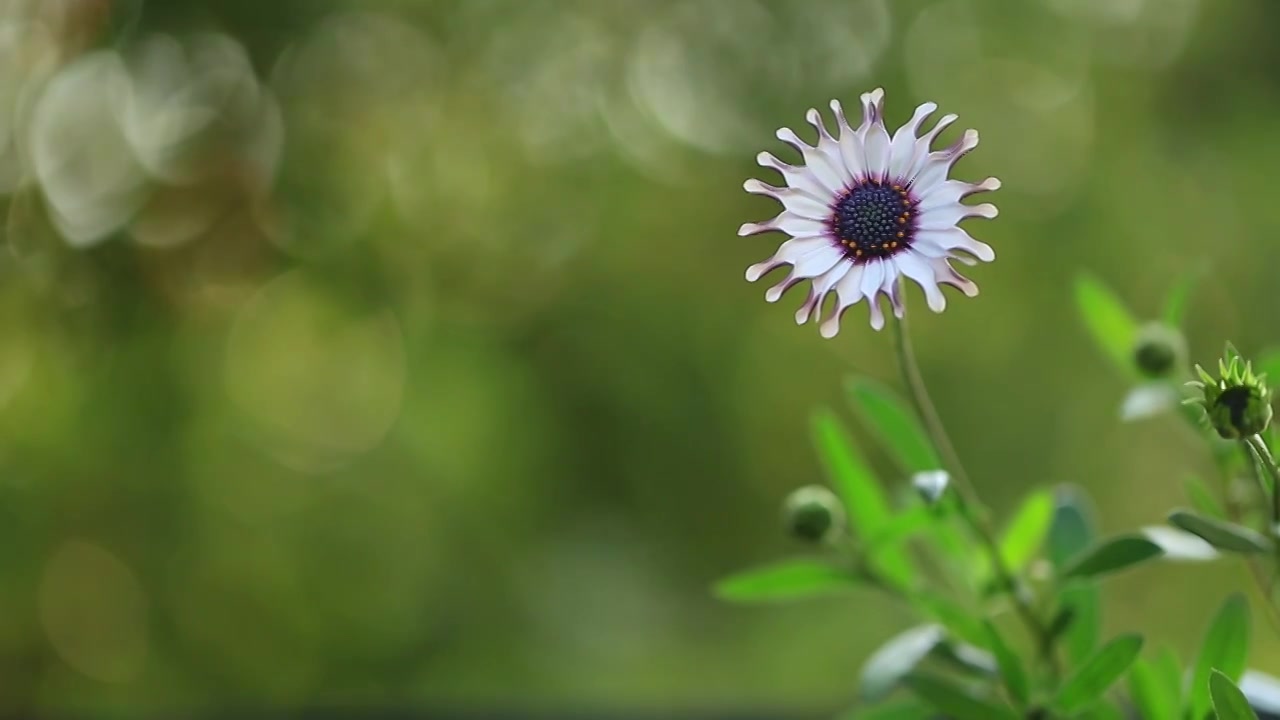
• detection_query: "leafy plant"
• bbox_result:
[716,272,1280,719]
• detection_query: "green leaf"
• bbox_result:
[845,377,940,473]
[904,672,1018,720]
[1061,535,1163,580]
[811,409,914,586]
[1191,594,1252,720]
[982,621,1029,708]
[1049,486,1097,571]
[1164,268,1200,327]
[929,640,997,677]
[1152,647,1184,711]
[1059,582,1101,664]
[1053,634,1145,714]
[1169,510,1272,554]
[1211,670,1261,720]
[714,560,856,603]
[997,489,1054,574]
[1128,657,1180,720]
[859,625,945,701]
[1184,475,1226,519]
[914,592,988,648]
[1075,272,1140,374]
[866,504,934,553]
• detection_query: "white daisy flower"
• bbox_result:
[739,88,1000,338]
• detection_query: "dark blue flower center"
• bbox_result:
[828,180,915,261]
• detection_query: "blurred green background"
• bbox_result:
[0,0,1278,715]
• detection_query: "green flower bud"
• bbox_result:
[782,485,845,544]
[1186,345,1273,439]
[1132,323,1185,379]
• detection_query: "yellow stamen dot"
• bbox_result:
[896,232,904,238]
[897,217,906,225]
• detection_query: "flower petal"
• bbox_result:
[776,126,845,194]
[895,251,947,312]
[888,102,937,179]
[795,262,850,324]
[912,129,979,192]
[830,99,867,179]
[916,177,1001,211]
[743,178,832,220]
[915,226,995,263]
[860,90,890,177]
[756,151,834,200]
[918,202,998,230]
[806,108,853,186]
[738,211,827,238]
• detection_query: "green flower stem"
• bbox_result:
[889,299,1055,672]
[1244,435,1280,527]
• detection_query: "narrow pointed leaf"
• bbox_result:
[1211,670,1261,720]
[1191,594,1252,720]
[997,489,1054,574]
[1062,535,1163,580]
[914,592,988,648]
[982,621,1029,708]
[811,409,914,586]
[1053,634,1145,713]
[1075,272,1139,374]
[904,672,1018,720]
[1169,510,1272,554]
[845,377,940,473]
[1059,582,1101,663]
[714,560,856,603]
[1049,486,1097,571]
[866,504,933,553]
[859,625,945,701]
[1128,657,1179,720]
[1152,648,1183,712]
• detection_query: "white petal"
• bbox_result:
[738,211,827,238]
[743,178,832,220]
[806,108,853,186]
[776,126,844,194]
[819,264,867,338]
[860,258,887,298]
[867,294,887,330]
[861,93,891,177]
[795,262,850,324]
[912,129,979,191]
[915,227,995,263]
[916,177,1001,211]
[896,252,947,312]
[792,245,844,278]
[907,113,958,179]
[746,236,834,282]
[929,257,980,297]
[918,202,998,230]
[888,102,937,179]
[830,99,867,179]
[756,151,834,200]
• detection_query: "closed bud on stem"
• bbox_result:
[1132,323,1185,379]
[782,485,845,544]
[1186,345,1273,439]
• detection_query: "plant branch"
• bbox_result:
[889,294,1056,675]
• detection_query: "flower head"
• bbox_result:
[1133,322,1186,379]
[782,485,845,544]
[1186,347,1273,439]
[739,89,999,337]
